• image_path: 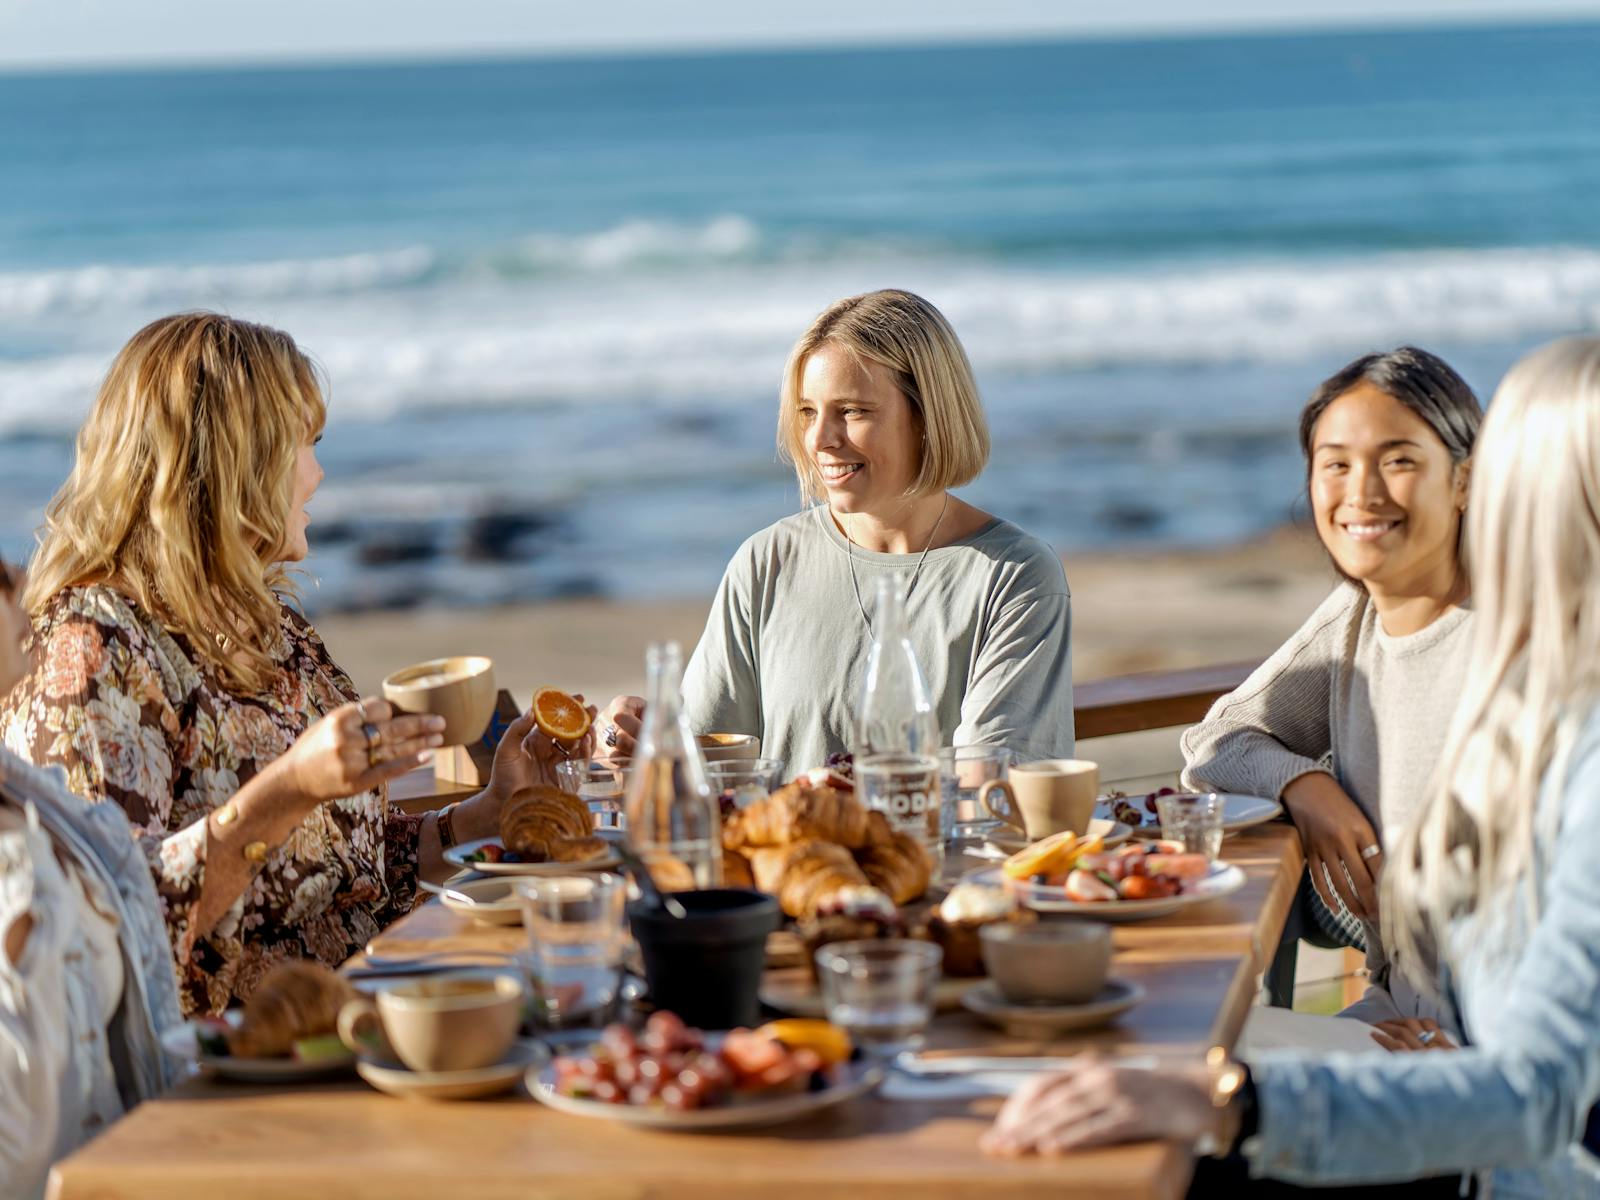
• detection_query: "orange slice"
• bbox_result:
[756,1019,852,1067]
[531,687,591,742]
[1001,830,1106,880]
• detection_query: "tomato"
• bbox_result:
[720,1029,788,1083]
[1119,874,1180,900]
[477,843,504,863]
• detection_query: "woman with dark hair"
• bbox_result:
[1181,346,1481,1040]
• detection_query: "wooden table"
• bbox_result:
[49,824,1302,1200]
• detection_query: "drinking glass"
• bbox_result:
[1155,792,1226,860]
[856,752,943,866]
[704,758,784,818]
[514,872,628,1029]
[814,939,943,1057]
[938,745,1011,845]
[555,759,627,830]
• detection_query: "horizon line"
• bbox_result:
[2,9,1598,78]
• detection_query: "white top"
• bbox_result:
[683,506,1075,777]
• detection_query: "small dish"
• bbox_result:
[436,877,523,925]
[961,978,1144,1035]
[355,1039,546,1101]
[443,836,620,876]
[160,1014,355,1083]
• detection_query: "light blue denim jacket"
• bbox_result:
[1248,706,1600,1198]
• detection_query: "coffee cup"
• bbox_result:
[696,733,761,763]
[978,758,1099,841]
[337,972,524,1073]
[382,656,496,746]
[980,921,1111,1005]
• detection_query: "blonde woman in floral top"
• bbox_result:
[2,314,582,1017]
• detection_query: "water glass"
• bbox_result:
[704,757,784,815]
[938,745,1011,843]
[1155,792,1226,860]
[814,939,943,1056]
[555,759,627,829]
[514,872,628,1028]
[856,752,943,866]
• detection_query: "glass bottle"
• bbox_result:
[622,641,722,891]
[852,577,944,864]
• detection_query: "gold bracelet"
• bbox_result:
[436,802,461,850]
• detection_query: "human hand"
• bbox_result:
[484,696,599,800]
[597,695,645,761]
[981,1060,1226,1158]
[1281,772,1383,921]
[282,699,444,806]
[1371,1018,1456,1052]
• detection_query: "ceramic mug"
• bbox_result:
[696,733,761,763]
[978,758,1099,841]
[338,972,524,1073]
[381,655,496,746]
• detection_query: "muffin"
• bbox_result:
[926,882,1032,977]
[797,886,904,981]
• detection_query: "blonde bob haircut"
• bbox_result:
[777,289,991,504]
[26,312,325,695]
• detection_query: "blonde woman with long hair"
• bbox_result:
[984,336,1600,1199]
[2,314,583,1017]
[599,289,1073,773]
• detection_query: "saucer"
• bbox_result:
[961,978,1144,1035]
[355,1039,547,1101]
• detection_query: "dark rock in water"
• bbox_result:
[356,531,437,567]
[459,511,555,563]
[1100,503,1163,534]
[309,520,359,547]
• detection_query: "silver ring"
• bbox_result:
[362,721,382,766]
[1417,1029,1436,1046]
[604,724,619,749]
[1359,844,1381,860]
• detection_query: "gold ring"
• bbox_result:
[362,721,382,766]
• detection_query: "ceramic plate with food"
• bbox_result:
[982,816,1133,855]
[160,1013,356,1083]
[443,836,619,876]
[528,1013,881,1131]
[967,860,1247,921]
[1096,790,1283,840]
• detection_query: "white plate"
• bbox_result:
[982,817,1133,855]
[1094,792,1282,840]
[966,862,1248,921]
[436,877,525,925]
[962,978,1145,1034]
[528,1058,882,1130]
[160,1016,355,1082]
[443,836,619,876]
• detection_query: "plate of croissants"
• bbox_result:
[443,785,620,875]
[161,961,360,1082]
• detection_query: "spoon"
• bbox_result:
[417,879,505,907]
[613,840,689,919]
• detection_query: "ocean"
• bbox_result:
[2,22,1599,611]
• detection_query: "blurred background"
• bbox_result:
[3,0,1599,697]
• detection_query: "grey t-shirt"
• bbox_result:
[1180,582,1474,1025]
[682,506,1074,777]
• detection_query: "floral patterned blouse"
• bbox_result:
[1,585,423,1017]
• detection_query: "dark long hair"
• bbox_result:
[1298,346,1483,577]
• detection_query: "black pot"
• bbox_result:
[628,889,780,1030]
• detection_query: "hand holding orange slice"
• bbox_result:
[531,687,592,742]
[1001,830,1105,880]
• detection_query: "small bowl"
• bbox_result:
[382,656,495,745]
[437,878,522,926]
[696,733,761,763]
[979,920,1111,1006]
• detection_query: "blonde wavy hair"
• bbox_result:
[26,312,326,694]
[1386,335,1600,973]
[777,289,991,504]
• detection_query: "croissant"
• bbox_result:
[746,839,849,895]
[501,785,592,858]
[722,849,755,889]
[723,782,871,850]
[854,830,933,906]
[548,835,609,863]
[228,961,356,1059]
[776,842,872,920]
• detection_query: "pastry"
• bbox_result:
[228,961,356,1059]
[745,840,870,919]
[722,781,871,850]
[548,834,609,863]
[796,887,905,981]
[722,848,755,889]
[500,785,591,858]
[853,829,933,905]
[925,882,1032,977]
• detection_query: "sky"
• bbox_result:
[4,0,1600,70]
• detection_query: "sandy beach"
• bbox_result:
[318,522,1338,711]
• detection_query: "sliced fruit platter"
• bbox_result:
[529,1012,880,1130]
[970,830,1246,921]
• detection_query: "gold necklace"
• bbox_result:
[845,492,951,634]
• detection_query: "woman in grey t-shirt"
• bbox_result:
[599,289,1073,775]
